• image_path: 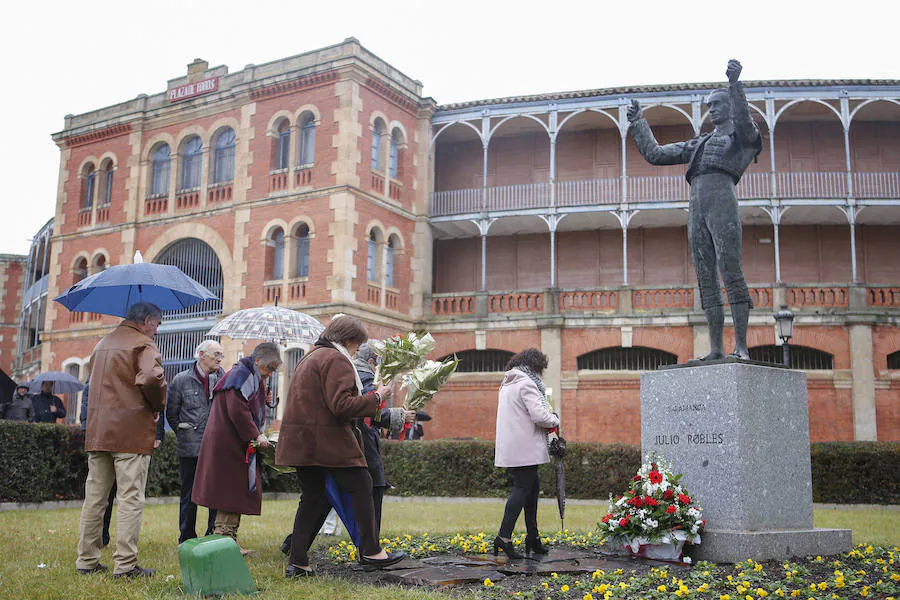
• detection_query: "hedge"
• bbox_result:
[1,421,898,505]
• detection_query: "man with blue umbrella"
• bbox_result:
[75,302,167,578]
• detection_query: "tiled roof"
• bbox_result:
[436,79,900,111]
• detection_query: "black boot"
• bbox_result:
[492,536,524,559]
[525,533,549,555]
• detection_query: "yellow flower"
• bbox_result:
[892,573,900,582]
[790,591,801,598]
[698,583,709,592]
[815,555,823,562]
[817,582,827,590]
[754,563,763,572]
[583,595,594,600]
[720,596,731,600]
[774,590,784,598]
[594,584,609,594]
[552,572,559,578]
[542,582,549,589]
[757,589,768,597]
[483,578,494,587]
[562,585,570,592]
[658,585,667,592]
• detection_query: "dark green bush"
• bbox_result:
[1,422,898,505]
[810,441,900,503]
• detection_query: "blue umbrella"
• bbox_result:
[28,371,84,395]
[54,255,217,318]
[324,473,361,547]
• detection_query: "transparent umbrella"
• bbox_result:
[206,305,324,345]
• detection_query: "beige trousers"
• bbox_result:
[75,452,150,575]
[213,511,242,540]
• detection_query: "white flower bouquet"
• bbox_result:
[403,356,459,411]
[369,332,436,384]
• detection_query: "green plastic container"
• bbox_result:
[178,535,257,596]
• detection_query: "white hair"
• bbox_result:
[194,339,222,360]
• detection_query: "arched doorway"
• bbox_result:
[153,238,224,381]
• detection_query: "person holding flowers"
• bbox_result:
[276,315,406,578]
[493,348,560,559]
[192,342,282,555]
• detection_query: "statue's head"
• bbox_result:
[706,88,732,127]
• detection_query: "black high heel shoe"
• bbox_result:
[492,536,524,559]
[525,533,549,555]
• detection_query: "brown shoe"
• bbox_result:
[77,564,108,575]
[113,565,155,578]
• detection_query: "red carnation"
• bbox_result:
[633,475,642,481]
[678,493,691,505]
[666,505,677,514]
[630,496,644,508]
[648,470,663,484]
[645,496,658,507]
[601,513,613,524]
[663,489,674,500]
[619,517,630,527]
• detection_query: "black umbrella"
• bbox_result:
[548,433,567,531]
[0,368,17,403]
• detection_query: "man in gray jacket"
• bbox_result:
[165,340,225,544]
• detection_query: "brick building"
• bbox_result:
[29,39,900,440]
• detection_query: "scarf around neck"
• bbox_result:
[514,366,550,408]
[332,341,365,395]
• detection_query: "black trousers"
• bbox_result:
[498,465,540,539]
[289,467,381,566]
[178,457,217,543]
[372,485,386,535]
[101,484,115,546]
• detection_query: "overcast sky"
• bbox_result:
[2,0,896,255]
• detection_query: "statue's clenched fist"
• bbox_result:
[726,59,742,84]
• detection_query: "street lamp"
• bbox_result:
[774,305,795,367]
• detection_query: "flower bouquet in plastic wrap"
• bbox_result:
[404,356,460,411]
[598,453,703,561]
[369,332,436,384]
[251,430,295,476]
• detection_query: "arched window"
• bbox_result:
[367,228,382,282]
[577,347,678,371]
[389,129,403,179]
[99,159,114,206]
[90,254,107,275]
[154,237,224,320]
[275,120,290,170]
[268,227,285,280]
[150,144,171,196]
[64,362,81,425]
[370,120,386,172]
[212,128,236,183]
[748,345,834,370]
[293,223,310,278]
[82,164,96,209]
[180,136,202,190]
[72,257,88,285]
[439,349,513,373]
[298,113,316,166]
[385,235,399,287]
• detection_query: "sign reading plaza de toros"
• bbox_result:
[167,77,219,103]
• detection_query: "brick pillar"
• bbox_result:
[849,323,877,440]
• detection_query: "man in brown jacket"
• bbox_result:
[75,302,167,578]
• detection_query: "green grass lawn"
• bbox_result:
[0,500,896,599]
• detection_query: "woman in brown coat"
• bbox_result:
[276,315,405,577]
[192,342,282,553]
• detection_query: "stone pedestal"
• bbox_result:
[640,360,851,563]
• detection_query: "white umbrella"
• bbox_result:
[206,306,324,345]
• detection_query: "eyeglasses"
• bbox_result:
[212,352,225,359]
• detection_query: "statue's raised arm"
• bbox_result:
[725,59,760,148]
[627,100,696,166]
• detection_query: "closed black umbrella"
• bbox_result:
[548,433,567,531]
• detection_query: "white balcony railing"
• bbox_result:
[430,171,898,217]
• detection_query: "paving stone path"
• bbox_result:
[340,548,680,587]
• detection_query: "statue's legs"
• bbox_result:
[689,176,752,361]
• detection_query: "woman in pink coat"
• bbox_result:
[493,348,560,559]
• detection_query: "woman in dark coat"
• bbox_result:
[192,342,282,553]
[275,315,405,578]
